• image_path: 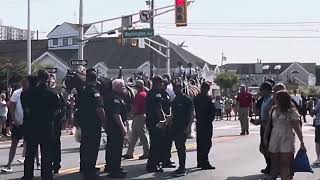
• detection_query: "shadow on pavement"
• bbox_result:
[312,164,320,169]
[226,174,266,180]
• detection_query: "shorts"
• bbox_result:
[0,116,6,124]
[11,125,23,140]
[316,127,320,144]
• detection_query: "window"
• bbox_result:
[52,38,58,46]
[63,38,68,46]
[72,38,78,45]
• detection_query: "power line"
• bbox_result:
[155,26,319,32]
[156,22,320,27]
[158,33,320,39]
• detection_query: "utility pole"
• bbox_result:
[149,0,154,77]
[27,0,31,75]
[78,0,84,61]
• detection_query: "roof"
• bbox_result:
[0,36,213,70]
[47,22,92,37]
[49,35,211,69]
[0,40,48,64]
[221,62,316,75]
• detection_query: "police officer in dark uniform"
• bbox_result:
[48,74,66,174]
[160,79,175,168]
[168,82,194,177]
[77,69,107,180]
[104,79,128,178]
[193,82,216,170]
[23,70,60,180]
[146,76,167,172]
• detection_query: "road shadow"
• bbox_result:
[226,174,266,180]
[312,164,320,169]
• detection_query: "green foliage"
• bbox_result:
[215,72,239,90]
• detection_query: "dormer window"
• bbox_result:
[63,38,68,46]
[52,38,58,46]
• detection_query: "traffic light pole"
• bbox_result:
[149,0,155,77]
[78,0,84,61]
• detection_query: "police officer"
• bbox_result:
[167,82,194,177]
[160,78,175,168]
[193,82,216,170]
[23,70,60,180]
[104,79,128,178]
[77,69,107,180]
[146,76,166,172]
[48,74,66,174]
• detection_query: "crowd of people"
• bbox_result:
[0,67,320,180]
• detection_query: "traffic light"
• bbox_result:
[175,0,188,27]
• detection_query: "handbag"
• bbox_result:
[293,149,314,173]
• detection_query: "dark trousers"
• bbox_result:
[24,137,53,180]
[147,126,162,167]
[80,127,101,178]
[160,129,172,164]
[260,126,272,171]
[196,123,213,166]
[173,133,187,169]
[52,128,62,171]
[106,130,124,174]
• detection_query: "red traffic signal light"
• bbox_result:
[175,0,187,27]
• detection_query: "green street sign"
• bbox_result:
[123,28,154,38]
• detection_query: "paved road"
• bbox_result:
[0,116,319,180]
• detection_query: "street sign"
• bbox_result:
[122,15,132,28]
[123,28,154,38]
[71,60,88,66]
[140,10,152,23]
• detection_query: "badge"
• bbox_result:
[94,93,100,97]
[114,99,120,104]
[156,94,161,98]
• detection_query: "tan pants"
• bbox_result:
[239,107,249,132]
[126,114,149,156]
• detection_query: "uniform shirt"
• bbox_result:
[193,93,215,123]
[171,94,194,131]
[145,89,163,127]
[224,99,233,110]
[133,90,147,115]
[236,91,253,108]
[161,90,171,115]
[313,100,320,127]
[175,66,185,76]
[260,95,273,121]
[291,94,302,107]
[77,85,104,128]
[24,84,60,138]
[10,88,24,125]
[104,92,128,131]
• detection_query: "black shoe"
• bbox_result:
[201,164,215,170]
[246,130,249,135]
[146,165,163,173]
[240,132,245,135]
[104,167,124,173]
[261,168,270,175]
[53,169,60,174]
[107,171,127,178]
[162,163,176,168]
[139,154,149,160]
[173,168,187,177]
[122,154,134,159]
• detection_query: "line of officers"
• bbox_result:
[75,68,218,179]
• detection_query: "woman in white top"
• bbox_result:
[0,93,8,137]
[264,90,305,180]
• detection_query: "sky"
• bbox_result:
[1,0,320,65]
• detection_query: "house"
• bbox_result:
[0,24,35,40]
[220,61,316,87]
[0,22,218,82]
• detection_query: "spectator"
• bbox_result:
[264,90,305,179]
[236,85,253,135]
[311,98,320,165]
[214,96,223,121]
[0,93,8,138]
[224,96,233,121]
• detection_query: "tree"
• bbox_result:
[215,72,239,95]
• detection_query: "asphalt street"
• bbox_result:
[0,116,319,180]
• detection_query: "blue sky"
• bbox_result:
[1,0,320,65]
